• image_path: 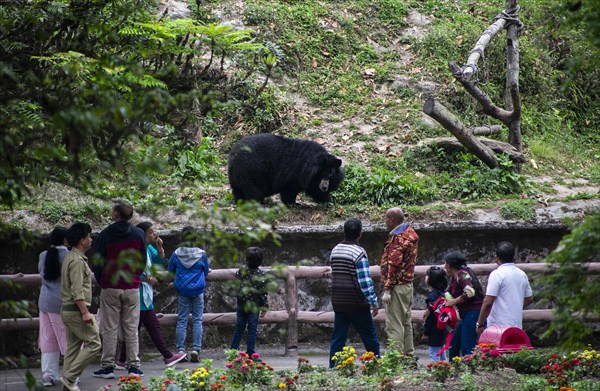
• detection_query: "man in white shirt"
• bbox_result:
[476,242,533,334]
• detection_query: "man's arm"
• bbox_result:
[69,261,93,323]
[75,300,94,324]
[523,296,533,308]
[476,295,496,334]
[356,257,378,307]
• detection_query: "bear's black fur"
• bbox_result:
[228,134,344,205]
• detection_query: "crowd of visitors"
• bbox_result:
[34,203,534,389]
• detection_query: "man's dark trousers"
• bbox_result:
[329,310,380,368]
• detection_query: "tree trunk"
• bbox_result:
[423,98,499,168]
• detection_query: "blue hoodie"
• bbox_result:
[168,247,210,297]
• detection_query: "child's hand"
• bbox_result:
[422,308,430,320]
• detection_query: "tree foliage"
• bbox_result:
[0,0,277,208]
[541,213,600,347]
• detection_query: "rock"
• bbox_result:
[158,0,191,20]
[407,10,433,28]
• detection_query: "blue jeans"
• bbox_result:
[428,346,447,362]
[230,304,259,355]
[176,294,204,352]
[329,311,380,368]
[449,310,480,358]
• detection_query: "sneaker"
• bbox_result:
[114,361,127,370]
[42,377,54,387]
[190,350,199,363]
[178,351,188,362]
[59,376,80,391]
[128,366,144,377]
[92,367,115,379]
[164,352,187,367]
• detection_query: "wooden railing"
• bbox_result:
[2,263,600,355]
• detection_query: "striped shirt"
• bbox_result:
[330,241,375,312]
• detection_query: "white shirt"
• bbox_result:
[486,263,533,328]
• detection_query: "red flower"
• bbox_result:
[490,350,500,358]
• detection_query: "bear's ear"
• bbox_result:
[332,157,342,168]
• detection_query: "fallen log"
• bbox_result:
[418,137,526,163]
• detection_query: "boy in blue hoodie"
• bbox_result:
[168,226,210,363]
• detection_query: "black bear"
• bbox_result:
[228,134,344,205]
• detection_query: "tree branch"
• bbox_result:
[423,98,499,168]
[449,62,513,124]
[462,18,507,81]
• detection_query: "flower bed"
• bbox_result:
[95,346,600,391]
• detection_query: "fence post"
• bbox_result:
[285,271,298,357]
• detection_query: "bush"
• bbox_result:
[334,163,438,206]
[503,348,555,374]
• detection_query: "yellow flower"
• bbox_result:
[199,382,205,387]
[278,383,287,389]
[452,356,462,363]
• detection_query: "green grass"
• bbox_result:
[4,0,599,223]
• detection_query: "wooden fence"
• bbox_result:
[2,263,600,355]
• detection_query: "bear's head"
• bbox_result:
[314,153,344,193]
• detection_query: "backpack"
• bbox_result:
[430,296,459,357]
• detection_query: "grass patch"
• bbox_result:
[500,199,536,221]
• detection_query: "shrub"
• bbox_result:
[463,343,504,372]
[334,163,437,206]
[427,360,452,383]
[358,351,378,376]
[503,347,555,374]
[332,346,357,377]
[224,350,273,386]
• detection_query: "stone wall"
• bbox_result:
[0,222,576,356]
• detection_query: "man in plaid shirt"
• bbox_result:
[328,218,380,368]
[380,207,419,354]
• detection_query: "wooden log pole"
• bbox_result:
[418,137,526,163]
[3,308,597,331]
[472,125,502,136]
[462,18,507,80]
[4,263,600,286]
[285,272,299,356]
[423,97,500,168]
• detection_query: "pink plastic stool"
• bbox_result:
[477,325,533,353]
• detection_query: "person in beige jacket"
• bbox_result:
[60,222,101,391]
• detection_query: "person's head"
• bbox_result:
[245,247,264,268]
[50,226,68,247]
[443,251,468,276]
[343,218,362,241]
[384,207,405,231]
[496,241,515,264]
[112,201,134,222]
[43,226,68,282]
[426,266,448,291]
[137,221,157,245]
[65,222,93,251]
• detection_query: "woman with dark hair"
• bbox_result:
[443,251,484,358]
[38,227,69,387]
